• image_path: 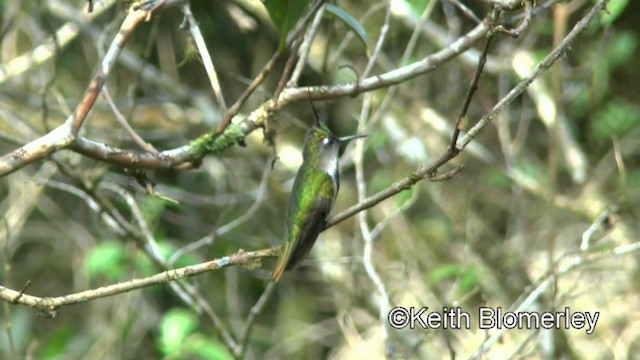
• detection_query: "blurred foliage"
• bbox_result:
[264,0,311,51]
[85,240,128,281]
[325,4,369,48]
[157,308,233,359]
[0,0,639,359]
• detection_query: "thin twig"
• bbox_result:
[449,8,499,153]
[215,0,328,136]
[353,2,395,356]
[470,220,629,359]
[0,17,489,175]
[0,6,154,176]
[369,186,419,241]
[447,0,481,23]
[102,87,157,152]
[362,1,392,78]
[329,0,610,227]
[494,0,533,37]
[236,281,276,359]
[215,52,281,136]
[580,209,614,251]
[181,2,227,110]
[169,158,273,265]
[287,3,326,87]
[273,35,304,105]
[354,92,394,357]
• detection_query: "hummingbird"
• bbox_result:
[272,104,366,282]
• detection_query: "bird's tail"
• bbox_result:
[272,241,294,282]
[271,260,285,282]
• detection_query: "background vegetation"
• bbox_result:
[0,0,638,359]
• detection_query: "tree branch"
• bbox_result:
[0,4,157,176]
[0,247,278,317]
[328,0,610,228]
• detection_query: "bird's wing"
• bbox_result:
[272,170,334,282]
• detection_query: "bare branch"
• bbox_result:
[0,0,114,85]
[0,247,278,316]
[449,8,498,153]
[328,0,610,228]
[215,0,329,136]
[288,4,326,87]
[0,7,151,176]
[470,234,636,360]
[0,10,488,176]
[494,0,533,37]
[181,2,227,110]
[102,87,158,152]
[237,281,276,359]
[458,0,609,150]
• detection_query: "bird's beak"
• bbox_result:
[337,134,367,143]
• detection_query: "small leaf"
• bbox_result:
[38,325,74,357]
[459,266,480,293]
[159,309,198,356]
[606,31,638,69]
[85,241,127,281]
[429,263,462,283]
[590,100,640,144]
[184,333,233,360]
[264,0,311,51]
[325,4,368,48]
[601,0,628,26]
[406,0,431,16]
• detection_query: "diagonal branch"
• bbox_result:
[0,6,152,176]
[0,12,489,175]
[328,0,610,228]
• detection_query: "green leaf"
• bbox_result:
[159,308,198,356]
[590,100,640,144]
[514,160,546,188]
[85,241,127,281]
[428,263,462,283]
[459,266,479,293]
[395,186,416,206]
[429,264,479,293]
[264,0,311,51]
[38,325,75,358]
[140,196,168,223]
[184,333,233,360]
[601,0,628,26]
[325,4,368,48]
[483,169,511,189]
[606,31,638,69]
[406,0,431,15]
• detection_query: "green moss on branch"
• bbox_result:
[189,124,245,158]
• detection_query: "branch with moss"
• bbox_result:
[0,10,488,176]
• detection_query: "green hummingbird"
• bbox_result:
[272,107,366,282]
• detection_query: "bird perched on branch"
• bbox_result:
[272,99,366,282]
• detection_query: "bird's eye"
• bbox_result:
[322,138,331,146]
